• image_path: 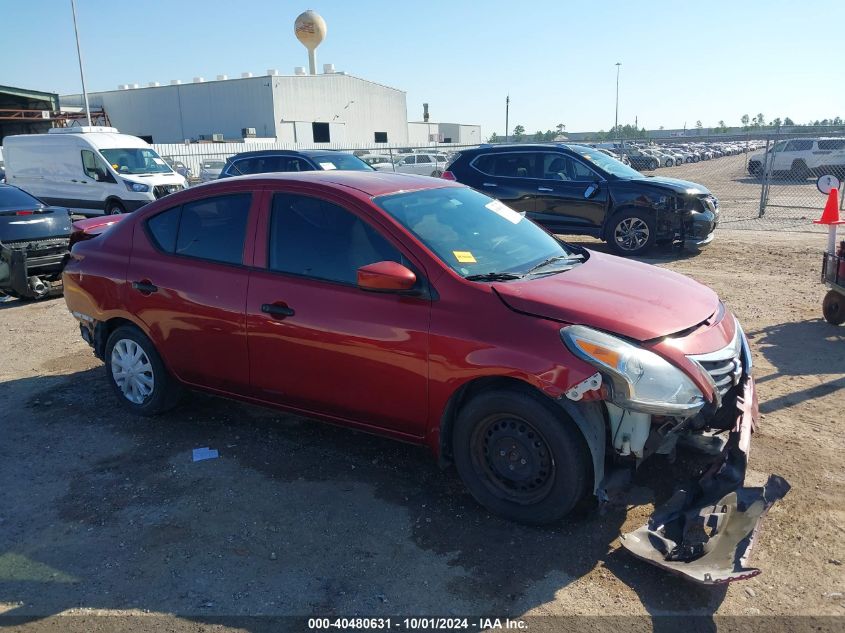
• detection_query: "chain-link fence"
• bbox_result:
[154,128,845,233]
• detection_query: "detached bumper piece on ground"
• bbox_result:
[621,378,790,584]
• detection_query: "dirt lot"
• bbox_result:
[1,229,843,631]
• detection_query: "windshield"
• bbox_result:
[311,154,373,171]
[374,187,574,279]
[571,146,643,179]
[0,186,44,211]
[100,148,173,175]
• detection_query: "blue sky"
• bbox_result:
[3,0,843,137]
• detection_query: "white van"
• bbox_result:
[3,127,188,215]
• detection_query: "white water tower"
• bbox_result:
[294,9,327,75]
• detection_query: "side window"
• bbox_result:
[402,156,416,165]
[269,193,402,284]
[784,140,812,152]
[416,155,432,164]
[473,153,539,178]
[818,139,845,150]
[147,206,181,252]
[540,154,595,181]
[81,150,113,182]
[173,194,252,264]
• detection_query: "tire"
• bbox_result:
[607,209,657,256]
[823,290,845,325]
[748,161,761,176]
[452,388,590,525]
[649,159,658,170]
[790,160,809,181]
[106,200,126,215]
[430,170,443,178]
[105,325,182,415]
[666,159,674,167]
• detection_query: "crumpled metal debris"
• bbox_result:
[620,377,790,584]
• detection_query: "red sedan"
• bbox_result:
[63,171,787,584]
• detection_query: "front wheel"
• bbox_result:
[607,210,656,256]
[105,325,182,415]
[105,200,126,215]
[452,389,590,525]
[823,290,845,325]
[649,159,659,170]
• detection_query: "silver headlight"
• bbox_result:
[561,325,705,417]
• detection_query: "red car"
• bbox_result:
[63,172,787,584]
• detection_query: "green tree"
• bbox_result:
[488,132,500,143]
[512,124,525,141]
[834,116,843,126]
[756,113,765,127]
[556,123,566,135]
[783,116,794,126]
[772,117,782,128]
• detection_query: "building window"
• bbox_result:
[374,132,388,143]
[443,137,452,143]
[312,122,331,143]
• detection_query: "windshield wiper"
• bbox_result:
[525,254,584,275]
[465,272,524,282]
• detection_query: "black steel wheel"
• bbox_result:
[823,290,845,325]
[452,388,590,525]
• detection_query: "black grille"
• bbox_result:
[153,184,184,199]
[697,356,742,401]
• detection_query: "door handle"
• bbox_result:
[482,182,497,187]
[537,187,553,192]
[131,280,158,294]
[261,303,295,318]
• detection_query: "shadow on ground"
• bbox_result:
[0,365,729,630]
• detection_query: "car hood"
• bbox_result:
[634,176,712,195]
[492,251,720,341]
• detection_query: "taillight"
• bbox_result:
[441,171,456,180]
[16,210,35,215]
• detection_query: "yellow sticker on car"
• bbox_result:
[453,251,476,263]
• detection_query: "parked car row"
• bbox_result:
[613,141,755,171]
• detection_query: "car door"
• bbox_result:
[414,154,434,176]
[78,149,115,212]
[125,190,258,392]
[468,152,539,214]
[245,188,430,436]
[531,152,608,231]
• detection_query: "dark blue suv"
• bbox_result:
[444,143,718,255]
[219,150,372,179]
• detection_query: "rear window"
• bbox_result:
[472,152,540,178]
[310,154,373,171]
[0,186,43,211]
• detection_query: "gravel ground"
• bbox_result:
[0,229,843,632]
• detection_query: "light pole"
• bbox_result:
[70,0,92,127]
[614,62,621,140]
[505,95,510,143]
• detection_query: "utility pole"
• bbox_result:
[70,0,92,127]
[614,62,621,140]
[505,95,510,143]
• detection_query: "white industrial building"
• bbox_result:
[61,69,410,146]
[408,121,482,146]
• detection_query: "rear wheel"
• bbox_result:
[790,160,809,181]
[452,389,589,525]
[608,210,656,256]
[649,159,659,170]
[823,290,845,325]
[105,325,182,415]
[105,200,126,215]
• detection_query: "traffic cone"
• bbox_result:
[814,188,844,225]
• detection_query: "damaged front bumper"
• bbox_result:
[619,376,790,584]
[0,238,69,298]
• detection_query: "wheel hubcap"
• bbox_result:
[473,416,555,504]
[110,339,154,404]
[614,217,650,251]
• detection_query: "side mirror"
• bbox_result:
[357,261,417,293]
[584,182,599,199]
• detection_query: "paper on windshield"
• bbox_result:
[152,157,166,165]
[485,199,522,224]
[319,162,337,170]
[453,251,476,263]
